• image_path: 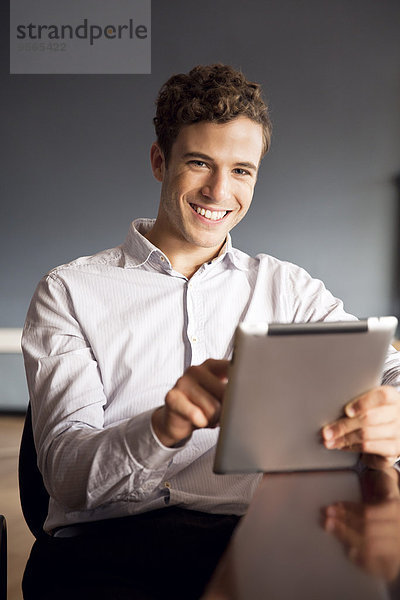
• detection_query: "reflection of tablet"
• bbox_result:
[214,317,398,474]
[221,472,387,600]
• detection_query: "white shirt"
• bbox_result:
[22,219,400,532]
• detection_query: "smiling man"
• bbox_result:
[22,64,400,598]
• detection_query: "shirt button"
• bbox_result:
[159,256,165,262]
[191,336,198,343]
[164,481,171,489]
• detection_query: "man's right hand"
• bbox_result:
[151,359,230,447]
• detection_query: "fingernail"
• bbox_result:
[325,518,336,532]
[346,405,356,417]
[323,427,334,440]
[325,439,336,449]
[325,506,337,517]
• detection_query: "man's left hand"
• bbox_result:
[322,386,400,469]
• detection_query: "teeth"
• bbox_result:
[194,205,227,221]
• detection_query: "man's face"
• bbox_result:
[151,116,264,254]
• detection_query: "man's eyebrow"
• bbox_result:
[235,161,258,172]
[183,152,214,162]
[183,152,258,172]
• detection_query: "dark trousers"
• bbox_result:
[22,508,241,600]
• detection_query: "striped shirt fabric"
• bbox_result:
[22,218,400,532]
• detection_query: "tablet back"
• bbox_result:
[214,317,398,474]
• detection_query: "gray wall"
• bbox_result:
[2,0,400,326]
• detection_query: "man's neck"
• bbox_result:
[143,225,225,279]
[168,247,221,279]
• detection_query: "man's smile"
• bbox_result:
[189,202,232,222]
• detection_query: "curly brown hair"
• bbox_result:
[153,64,272,165]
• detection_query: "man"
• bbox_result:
[22,64,400,597]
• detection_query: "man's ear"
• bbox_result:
[150,142,165,182]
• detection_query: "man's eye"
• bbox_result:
[233,168,249,176]
[190,160,207,168]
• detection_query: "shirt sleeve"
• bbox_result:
[283,261,400,387]
[22,273,185,512]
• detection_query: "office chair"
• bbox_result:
[18,403,50,539]
[0,514,7,600]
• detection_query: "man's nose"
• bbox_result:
[201,171,230,203]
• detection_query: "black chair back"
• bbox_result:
[0,515,7,600]
[18,403,50,538]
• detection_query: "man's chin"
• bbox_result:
[188,234,227,252]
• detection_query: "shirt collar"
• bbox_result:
[216,237,250,272]
[121,218,248,272]
[120,219,165,268]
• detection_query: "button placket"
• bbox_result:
[186,277,206,364]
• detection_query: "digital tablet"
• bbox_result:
[213,317,398,474]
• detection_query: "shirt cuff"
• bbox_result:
[123,408,188,470]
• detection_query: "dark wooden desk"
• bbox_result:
[23,467,400,599]
[204,468,400,599]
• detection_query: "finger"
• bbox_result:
[337,500,400,524]
[324,422,400,449]
[323,502,400,535]
[165,388,210,429]
[322,416,361,444]
[203,358,231,380]
[358,405,399,426]
[168,379,221,427]
[181,362,228,402]
[324,514,363,549]
[324,501,365,522]
[337,514,400,540]
[329,436,400,457]
[323,406,398,444]
[345,386,400,418]
[323,504,364,534]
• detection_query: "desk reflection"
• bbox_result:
[204,468,400,600]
